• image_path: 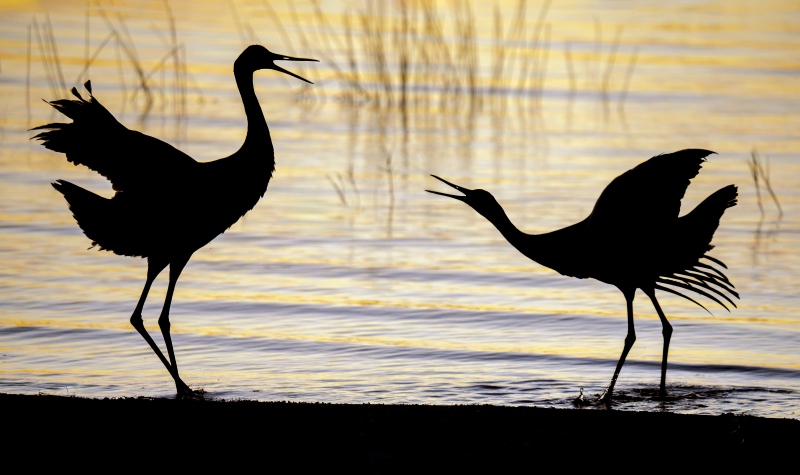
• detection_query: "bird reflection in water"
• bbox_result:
[428,149,738,403]
[32,45,318,397]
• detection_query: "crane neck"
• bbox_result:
[482,207,538,258]
[234,66,272,150]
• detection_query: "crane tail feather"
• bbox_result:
[682,269,738,297]
[654,284,712,315]
[694,262,734,286]
[701,254,728,269]
[685,266,732,286]
[657,278,730,312]
[663,275,737,308]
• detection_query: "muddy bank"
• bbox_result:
[4,393,796,470]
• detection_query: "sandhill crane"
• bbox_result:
[427,149,738,402]
[33,45,317,396]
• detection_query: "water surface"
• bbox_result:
[0,0,798,418]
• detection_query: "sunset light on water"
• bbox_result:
[0,0,798,418]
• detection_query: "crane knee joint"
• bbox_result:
[129,313,143,329]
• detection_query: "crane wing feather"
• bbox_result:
[32,87,197,192]
[586,149,715,237]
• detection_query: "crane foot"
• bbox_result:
[597,387,614,406]
[572,388,587,407]
[175,380,201,399]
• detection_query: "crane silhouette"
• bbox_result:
[427,149,738,402]
[32,45,317,396]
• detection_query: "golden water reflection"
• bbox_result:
[0,0,798,417]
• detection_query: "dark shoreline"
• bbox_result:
[5,392,797,469]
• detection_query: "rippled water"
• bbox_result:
[0,0,798,418]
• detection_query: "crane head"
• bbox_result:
[236,45,319,84]
[426,175,503,218]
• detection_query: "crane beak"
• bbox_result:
[426,174,469,202]
[272,54,319,84]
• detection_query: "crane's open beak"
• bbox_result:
[426,175,470,202]
[272,54,319,84]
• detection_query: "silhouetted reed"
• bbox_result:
[618,46,639,110]
[274,0,640,122]
[228,0,250,47]
[600,26,623,102]
[26,25,32,123]
[24,0,642,127]
[748,149,783,219]
[26,1,203,124]
[381,146,396,238]
[325,164,363,232]
[30,17,59,99]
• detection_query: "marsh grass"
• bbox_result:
[748,149,783,219]
[617,46,639,110]
[279,0,640,118]
[24,0,639,122]
[25,0,203,123]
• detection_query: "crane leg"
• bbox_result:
[129,259,191,394]
[644,288,672,399]
[598,289,636,404]
[158,255,191,397]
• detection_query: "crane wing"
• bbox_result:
[585,149,715,238]
[32,85,197,192]
[583,149,738,312]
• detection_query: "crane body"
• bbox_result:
[33,45,317,396]
[428,149,738,402]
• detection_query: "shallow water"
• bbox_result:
[0,0,798,418]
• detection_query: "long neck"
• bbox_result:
[482,207,546,265]
[234,66,271,149]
